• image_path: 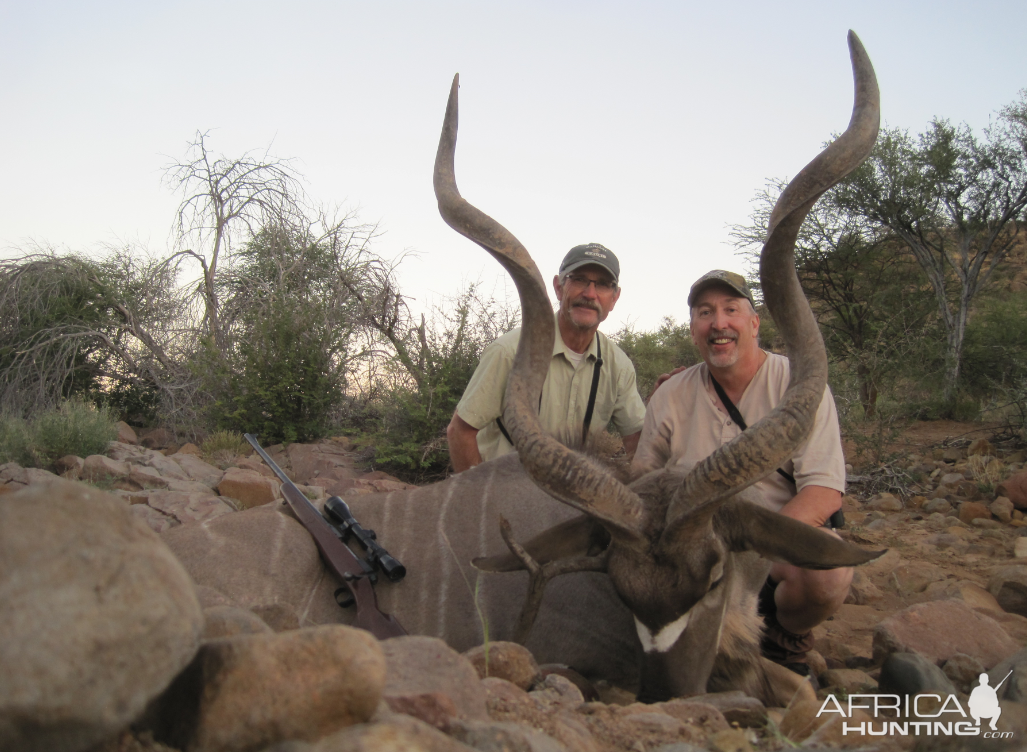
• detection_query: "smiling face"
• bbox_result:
[553,264,621,333]
[690,285,761,371]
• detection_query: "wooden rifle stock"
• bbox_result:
[244,434,407,639]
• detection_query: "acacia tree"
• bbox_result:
[831,91,1027,401]
[733,180,936,417]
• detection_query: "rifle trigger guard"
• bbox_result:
[334,587,355,609]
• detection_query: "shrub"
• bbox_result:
[201,430,252,466]
[613,317,700,402]
[0,399,117,468]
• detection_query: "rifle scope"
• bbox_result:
[324,496,407,583]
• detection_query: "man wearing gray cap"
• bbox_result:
[632,269,848,680]
[447,243,646,473]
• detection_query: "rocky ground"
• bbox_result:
[3,420,1027,752]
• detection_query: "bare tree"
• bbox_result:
[164,131,306,349]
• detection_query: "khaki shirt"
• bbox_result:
[631,352,845,512]
[456,316,646,462]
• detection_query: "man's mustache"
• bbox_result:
[571,298,601,312]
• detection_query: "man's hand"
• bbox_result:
[622,431,640,460]
[778,485,843,528]
[446,411,483,473]
[646,366,687,404]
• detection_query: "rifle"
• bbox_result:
[244,434,407,639]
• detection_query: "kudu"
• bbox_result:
[430,30,885,703]
[175,32,883,705]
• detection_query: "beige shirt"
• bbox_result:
[631,352,845,512]
[456,316,647,462]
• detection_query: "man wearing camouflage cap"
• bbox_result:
[632,269,848,681]
[447,243,646,472]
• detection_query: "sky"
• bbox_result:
[2,0,1025,333]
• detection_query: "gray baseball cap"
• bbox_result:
[559,243,620,283]
[687,270,756,309]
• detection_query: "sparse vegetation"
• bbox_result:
[0,399,117,468]
[200,430,252,467]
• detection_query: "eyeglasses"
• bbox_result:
[565,274,616,292]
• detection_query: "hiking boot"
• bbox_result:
[757,577,817,687]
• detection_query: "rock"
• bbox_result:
[988,648,1027,701]
[162,504,326,631]
[383,691,460,732]
[957,501,991,525]
[140,452,192,482]
[923,579,1003,613]
[116,421,139,444]
[131,503,180,533]
[1016,538,1027,559]
[286,442,360,486]
[971,517,1002,529]
[0,480,202,752]
[447,720,566,752]
[924,498,953,515]
[217,467,281,509]
[145,490,235,526]
[942,447,963,463]
[681,691,766,727]
[146,625,384,752]
[707,728,755,752]
[943,652,987,693]
[531,673,585,710]
[819,668,875,692]
[800,708,874,748]
[139,426,175,449]
[844,570,882,605]
[988,565,1027,617]
[866,492,903,512]
[969,438,995,456]
[878,652,957,697]
[55,454,84,479]
[940,471,967,486]
[201,605,273,639]
[81,454,131,481]
[170,453,225,489]
[998,471,1027,509]
[872,600,1019,667]
[177,442,202,456]
[309,712,475,751]
[463,641,540,690]
[128,464,171,489]
[381,636,489,722]
[992,496,1015,523]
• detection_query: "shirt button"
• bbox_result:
[726,420,732,425]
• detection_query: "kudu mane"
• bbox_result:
[433,31,885,703]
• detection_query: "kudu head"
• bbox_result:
[434,31,884,702]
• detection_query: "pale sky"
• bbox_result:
[2,1,1024,332]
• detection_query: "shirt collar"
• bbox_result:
[552,313,600,361]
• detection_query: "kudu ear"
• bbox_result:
[472,514,610,572]
[714,500,885,570]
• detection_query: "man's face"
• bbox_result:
[552,264,621,332]
[690,286,760,370]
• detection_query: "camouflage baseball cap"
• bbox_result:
[559,243,620,283]
[687,270,756,309]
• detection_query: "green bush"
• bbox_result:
[0,399,117,468]
[613,317,700,401]
[201,430,252,467]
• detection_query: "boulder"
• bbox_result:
[998,471,1027,509]
[171,453,225,489]
[146,624,384,752]
[992,496,1015,523]
[116,421,138,444]
[942,652,987,693]
[217,467,281,509]
[131,503,180,533]
[865,492,903,512]
[463,641,540,690]
[922,579,1003,613]
[988,647,1027,701]
[0,480,202,752]
[988,565,1027,617]
[55,455,84,479]
[872,600,1019,667]
[958,501,992,525]
[145,490,235,527]
[878,652,957,696]
[307,712,475,751]
[81,454,130,482]
[381,636,489,724]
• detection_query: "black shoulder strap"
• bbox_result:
[580,335,603,444]
[496,337,604,448]
[709,374,796,485]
